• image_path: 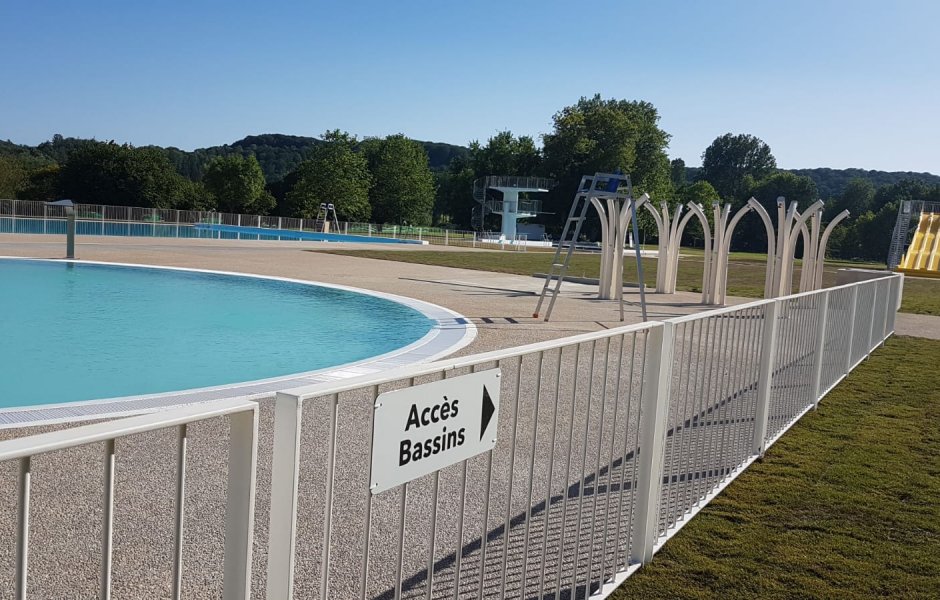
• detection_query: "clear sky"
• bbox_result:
[2,0,938,172]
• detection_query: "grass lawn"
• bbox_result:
[613,336,940,600]
[315,249,940,315]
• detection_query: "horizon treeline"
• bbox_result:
[2,95,940,261]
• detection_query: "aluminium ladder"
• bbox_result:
[533,173,648,323]
[532,179,592,321]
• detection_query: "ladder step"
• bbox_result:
[567,217,584,222]
[552,263,565,268]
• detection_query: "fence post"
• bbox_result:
[266,393,304,600]
[866,283,879,354]
[630,322,674,566]
[753,300,780,456]
[445,230,449,246]
[222,407,259,600]
[811,292,830,408]
[844,286,859,374]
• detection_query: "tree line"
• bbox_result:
[3,96,940,262]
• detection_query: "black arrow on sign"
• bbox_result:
[480,385,494,440]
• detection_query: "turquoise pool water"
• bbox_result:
[0,260,435,409]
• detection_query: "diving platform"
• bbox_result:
[471,176,555,239]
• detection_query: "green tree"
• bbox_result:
[737,172,818,252]
[829,178,874,217]
[17,164,61,201]
[58,142,206,208]
[674,181,721,247]
[285,131,372,222]
[202,154,275,214]
[437,131,542,228]
[360,134,436,225]
[0,155,28,198]
[670,158,687,189]
[700,133,777,201]
[541,95,672,235]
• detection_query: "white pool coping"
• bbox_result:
[0,257,477,428]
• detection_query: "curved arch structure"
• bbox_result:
[594,192,653,300]
[746,198,778,300]
[813,209,850,289]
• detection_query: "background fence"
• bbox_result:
[0,199,532,251]
[0,273,901,599]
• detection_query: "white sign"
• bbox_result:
[370,369,500,494]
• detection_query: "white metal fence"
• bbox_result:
[0,274,901,599]
[0,199,530,250]
[0,398,259,600]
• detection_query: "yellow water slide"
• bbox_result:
[899,212,940,275]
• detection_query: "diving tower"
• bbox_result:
[471,176,555,239]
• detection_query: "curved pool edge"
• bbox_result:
[0,257,477,429]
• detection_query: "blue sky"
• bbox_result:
[2,0,938,172]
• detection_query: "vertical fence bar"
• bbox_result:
[844,286,859,374]
[100,439,116,600]
[629,322,673,565]
[320,395,340,600]
[267,393,304,600]
[536,348,565,597]
[222,407,259,600]
[172,424,188,600]
[425,471,440,598]
[553,343,583,600]
[753,300,780,456]
[15,456,31,600]
[394,484,408,600]
[520,352,545,597]
[498,355,524,596]
[570,341,597,593]
[359,385,379,600]
[812,292,830,409]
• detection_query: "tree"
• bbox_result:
[737,172,818,252]
[700,133,776,201]
[202,154,275,214]
[0,155,28,198]
[670,158,687,189]
[437,131,542,228]
[675,181,721,247]
[17,164,60,201]
[360,134,436,225]
[58,141,208,208]
[829,178,874,217]
[541,95,672,235]
[285,131,372,222]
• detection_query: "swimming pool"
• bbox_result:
[0,259,473,422]
[0,217,427,244]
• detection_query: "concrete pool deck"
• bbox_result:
[0,234,736,353]
[0,233,924,599]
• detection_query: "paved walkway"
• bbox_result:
[894,312,940,340]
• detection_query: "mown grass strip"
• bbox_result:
[315,249,938,315]
[613,336,940,600]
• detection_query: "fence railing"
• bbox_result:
[0,398,259,600]
[0,198,533,251]
[0,274,902,599]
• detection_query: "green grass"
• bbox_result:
[315,248,939,314]
[613,336,940,600]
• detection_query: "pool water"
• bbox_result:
[0,259,434,409]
